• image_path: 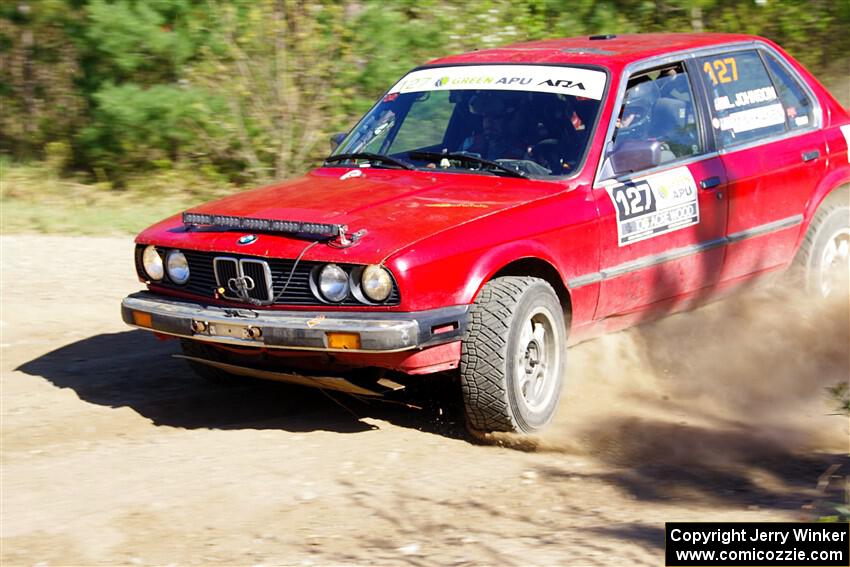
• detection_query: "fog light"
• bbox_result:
[318,264,349,302]
[165,250,190,284]
[327,332,361,350]
[142,245,164,281]
[361,264,393,302]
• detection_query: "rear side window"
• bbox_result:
[699,50,787,148]
[763,52,815,131]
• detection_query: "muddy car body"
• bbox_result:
[123,33,850,433]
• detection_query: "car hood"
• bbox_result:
[137,167,564,263]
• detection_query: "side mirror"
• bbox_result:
[608,139,663,176]
[329,132,347,152]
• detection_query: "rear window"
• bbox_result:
[698,50,787,148]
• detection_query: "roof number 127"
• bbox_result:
[703,57,738,86]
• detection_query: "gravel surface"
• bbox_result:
[2,234,847,566]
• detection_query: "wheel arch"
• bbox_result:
[491,257,573,328]
[798,170,850,249]
[456,239,574,330]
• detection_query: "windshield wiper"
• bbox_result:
[324,152,415,170]
[407,151,527,179]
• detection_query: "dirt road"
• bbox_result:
[2,234,848,566]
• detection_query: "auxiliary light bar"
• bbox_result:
[182,212,345,238]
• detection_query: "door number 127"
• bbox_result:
[613,182,655,220]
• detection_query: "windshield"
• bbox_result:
[331,65,607,179]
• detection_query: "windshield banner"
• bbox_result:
[389,65,607,100]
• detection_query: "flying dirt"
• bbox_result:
[2,234,847,566]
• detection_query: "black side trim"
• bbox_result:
[414,304,469,348]
[567,214,803,289]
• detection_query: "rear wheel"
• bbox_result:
[795,187,850,299]
[460,276,567,434]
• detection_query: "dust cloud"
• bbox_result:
[502,281,850,461]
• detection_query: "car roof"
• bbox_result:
[425,33,763,71]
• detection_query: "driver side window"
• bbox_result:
[610,62,702,175]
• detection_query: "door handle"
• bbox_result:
[700,176,721,190]
[802,150,820,162]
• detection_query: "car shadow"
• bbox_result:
[15,330,469,438]
[538,417,849,516]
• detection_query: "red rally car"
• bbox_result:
[122,33,850,434]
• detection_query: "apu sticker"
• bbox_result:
[841,125,850,164]
[606,167,700,246]
[388,65,607,100]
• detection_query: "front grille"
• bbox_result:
[213,257,273,303]
[136,246,400,307]
[213,257,239,297]
[239,259,272,301]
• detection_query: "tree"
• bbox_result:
[185,0,350,182]
[0,1,84,160]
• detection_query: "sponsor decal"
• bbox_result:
[717,102,785,134]
[605,167,700,246]
[388,65,606,100]
[538,78,585,91]
[841,125,850,164]
[713,86,777,111]
[339,169,364,180]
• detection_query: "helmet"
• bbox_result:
[469,93,513,117]
[620,79,658,132]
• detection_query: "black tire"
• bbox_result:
[794,186,850,299]
[179,339,247,386]
[460,276,567,434]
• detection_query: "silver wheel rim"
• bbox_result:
[514,306,560,414]
[819,228,850,298]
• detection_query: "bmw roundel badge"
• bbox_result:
[237,234,258,245]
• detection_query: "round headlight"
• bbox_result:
[166,250,190,284]
[142,245,164,281]
[319,264,349,302]
[361,265,392,302]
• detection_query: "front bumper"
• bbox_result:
[121,291,468,353]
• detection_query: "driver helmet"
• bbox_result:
[469,93,510,117]
[621,80,657,126]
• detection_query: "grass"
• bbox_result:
[0,160,235,236]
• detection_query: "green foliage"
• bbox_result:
[84,0,197,77]
[1,0,848,187]
[79,82,220,180]
[0,1,85,159]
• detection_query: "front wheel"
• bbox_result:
[460,276,567,434]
